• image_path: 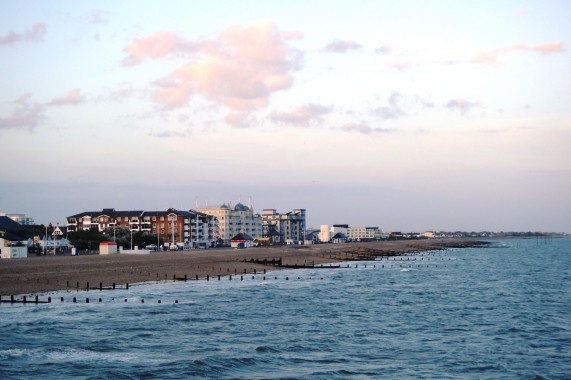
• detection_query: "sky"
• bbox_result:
[1,0,570,233]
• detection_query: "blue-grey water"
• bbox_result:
[1,238,569,379]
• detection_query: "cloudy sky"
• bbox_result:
[1,0,569,232]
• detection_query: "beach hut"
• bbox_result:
[99,241,118,255]
[230,232,254,248]
[331,232,347,244]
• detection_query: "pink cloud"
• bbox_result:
[0,94,45,131]
[270,103,331,126]
[281,30,304,40]
[532,42,564,53]
[49,89,85,106]
[471,42,564,66]
[323,39,362,53]
[0,23,47,46]
[122,31,194,66]
[126,22,303,112]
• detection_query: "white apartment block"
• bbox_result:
[319,225,387,242]
[262,209,306,244]
[347,227,388,241]
[196,202,262,245]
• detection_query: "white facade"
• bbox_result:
[347,227,388,241]
[319,225,331,243]
[262,209,306,244]
[99,242,118,255]
[196,202,262,245]
[0,244,28,259]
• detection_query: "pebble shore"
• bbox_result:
[0,239,486,296]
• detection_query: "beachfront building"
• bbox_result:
[319,224,349,243]
[261,209,306,244]
[196,202,262,245]
[346,227,388,242]
[0,213,35,225]
[0,216,34,258]
[66,208,216,249]
[230,232,254,248]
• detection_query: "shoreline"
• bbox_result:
[0,239,487,297]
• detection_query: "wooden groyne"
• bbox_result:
[0,238,489,296]
[243,257,341,269]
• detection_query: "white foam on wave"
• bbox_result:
[0,346,140,363]
[45,347,139,363]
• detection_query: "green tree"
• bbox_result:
[102,227,163,249]
[67,227,106,251]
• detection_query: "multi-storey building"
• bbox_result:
[262,209,306,244]
[66,208,216,248]
[196,202,262,245]
[346,227,387,241]
[0,213,35,225]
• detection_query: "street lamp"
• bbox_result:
[44,224,48,255]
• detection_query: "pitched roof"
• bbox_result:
[230,232,253,241]
[0,216,34,242]
[264,229,282,237]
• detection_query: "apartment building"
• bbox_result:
[66,208,216,248]
[196,202,262,245]
[262,209,306,244]
[346,226,388,241]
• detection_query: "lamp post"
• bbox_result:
[44,224,48,255]
[53,222,59,255]
[130,227,133,250]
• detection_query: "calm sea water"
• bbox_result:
[1,238,569,379]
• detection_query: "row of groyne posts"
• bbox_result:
[1,247,465,305]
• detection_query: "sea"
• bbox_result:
[0,238,569,379]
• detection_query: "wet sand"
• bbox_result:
[0,239,484,296]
